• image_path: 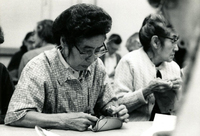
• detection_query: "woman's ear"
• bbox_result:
[151,35,161,49]
[59,36,69,57]
[60,36,66,48]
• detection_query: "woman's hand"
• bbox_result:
[148,78,173,93]
[59,112,98,131]
[170,78,182,91]
[109,105,129,123]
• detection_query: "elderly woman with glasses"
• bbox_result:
[5,3,129,131]
[114,14,182,121]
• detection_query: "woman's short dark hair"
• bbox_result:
[23,31,34,43]
[21,31,34,51]
[108,34,122,44]
[36,19,55,44]
[52,3,112,51]
[139,14,172,52]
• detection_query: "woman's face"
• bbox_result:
[24,35,35,51]
[157,34,179,63]
[33,27,43,48]
[63,35,106,71]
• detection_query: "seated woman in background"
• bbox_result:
[7,31,34,85]
[0,26,15,124]
[114,14,182,121]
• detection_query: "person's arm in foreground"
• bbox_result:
[5,62,98,131]
[10,111,98,131]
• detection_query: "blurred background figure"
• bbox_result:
[0,26,14,124]
[125,32,142,52]
[18,19,55,79]
[100,34,122,81]
[147,0,200,136]
[7,31,34,85]
[0,27,4,44]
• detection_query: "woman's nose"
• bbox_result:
[174,43,179,51]
[85,54,97,63]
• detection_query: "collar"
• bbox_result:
[57,49,91,80]
[105,53,116,58]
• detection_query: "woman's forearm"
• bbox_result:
[9,111,62,129]
[117,89,151,113]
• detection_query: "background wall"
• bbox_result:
[0,0,155,66]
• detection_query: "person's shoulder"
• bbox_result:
[0,62,6,69]
[94,58,105,68]
[0,63,10,75]
[91,58,106,73]
[22,48,38,59]
[121,49,142,62]
[165,60,181,70]
[27,48,56,66]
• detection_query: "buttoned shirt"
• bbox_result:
[5,48,116,124]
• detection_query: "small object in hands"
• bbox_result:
[106,105,118,117]
[35,126,60,136]
[167,80,173,88]
[91,116,123,132]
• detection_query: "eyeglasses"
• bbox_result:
[159,35,179,44]
[74,43,108,58]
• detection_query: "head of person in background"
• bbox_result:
[17,19,55,78]
[33,19,55,48]
[5,3,128,131]
[100,34,122,80]
[139,14,179,64]
[22,31,35,51]
[0,26,4,44]
[7,31,35,84]
[106,34,122,55]
[125,32,142,52]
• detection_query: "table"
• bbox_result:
[0,122,152,136]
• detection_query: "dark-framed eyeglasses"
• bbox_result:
[74,43,108,58]
[159,35,179,44]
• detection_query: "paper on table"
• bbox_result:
[141,113,177,136]
[35,126,60,136]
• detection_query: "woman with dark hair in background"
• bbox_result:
[114,14,182,121]
[18,19,55,78]
[7,31,34,85]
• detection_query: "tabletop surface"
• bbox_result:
[0,121,152,136]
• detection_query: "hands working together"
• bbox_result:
[148,78,182,94]
[59,105,129,131]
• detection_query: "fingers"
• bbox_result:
[171,78,182,90]
[75,116,97,131]
[84,113,98,122]
[112,105,129,122]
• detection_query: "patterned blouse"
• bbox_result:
[5,48,116,124]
